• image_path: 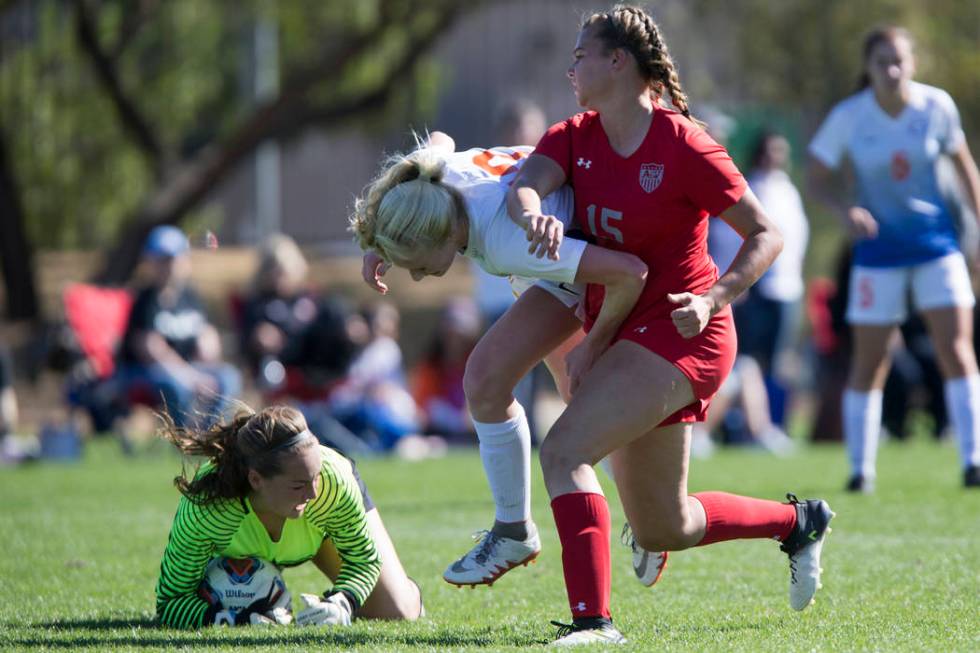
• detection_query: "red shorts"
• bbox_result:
[615,305,737,426]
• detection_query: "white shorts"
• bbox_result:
[846,252,975,325]
[508,275,584,310]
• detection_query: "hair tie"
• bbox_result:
[417,170,432,183]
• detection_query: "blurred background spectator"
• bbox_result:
[329,301,444,458]
[0,345,21,461]
[738,130,810,427]
[239,233,318,389]
[703,112,795,454]
[412,297,483,441]
[115,226,241,429]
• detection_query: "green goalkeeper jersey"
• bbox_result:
[155,445,381,628]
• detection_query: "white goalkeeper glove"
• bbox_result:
[295,591,354,626]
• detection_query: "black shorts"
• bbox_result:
[346,455,375,512]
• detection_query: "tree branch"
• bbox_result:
[109,0,163,62]
[95,0,473,284]
[286,4,464,134]
[72,0,164,178]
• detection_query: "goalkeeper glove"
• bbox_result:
[295,590,354,626]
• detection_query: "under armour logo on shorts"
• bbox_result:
[577,158,592,169]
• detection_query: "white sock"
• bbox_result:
[473,405,532,524]
[843,388,883,479]
[944,374,980,468]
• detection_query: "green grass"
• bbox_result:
[1,437,978,652]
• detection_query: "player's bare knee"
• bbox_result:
[944,338,977,376]
[633,509,699,551]
[463,359,513,416]
[539,435,587,478]
[634,523,688,552]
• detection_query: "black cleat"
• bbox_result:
[845,473,875,494]
[780,493,835,610]
[965,465,980,488]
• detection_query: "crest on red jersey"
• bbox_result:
[639,162,664,193]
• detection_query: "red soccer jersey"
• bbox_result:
[534,108,747,325]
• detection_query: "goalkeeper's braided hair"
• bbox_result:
[159,404,315,505]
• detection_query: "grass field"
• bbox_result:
[1,436,978,652]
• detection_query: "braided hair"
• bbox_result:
[582,5,702,126]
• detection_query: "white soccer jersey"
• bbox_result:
[809,81,965,267]
[441,147,585,284]
[747,169,808,302]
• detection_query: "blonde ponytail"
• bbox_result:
[350,144,465,264]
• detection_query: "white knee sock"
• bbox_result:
[944,374,980,468]
[473,405,532,524]
[843,388,883,479]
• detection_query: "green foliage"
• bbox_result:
[704,0,980,132]
[5,0,977,254]
[2,3,151,249]
[0,437,977,651]
[691,0,980,278]
[0,0,451,250]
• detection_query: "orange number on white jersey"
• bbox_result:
[471,149,527,178]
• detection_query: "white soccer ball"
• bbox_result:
[198,556,291,617]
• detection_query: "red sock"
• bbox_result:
[550,492,611,620]
[692,491,797,545]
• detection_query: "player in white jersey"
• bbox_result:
[809,26,980,490]
[350,131,665,588]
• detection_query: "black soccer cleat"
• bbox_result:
[965,464,980,488]
[780,493,835,610]
[845,473,875,494]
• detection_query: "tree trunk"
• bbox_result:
[0,133,40,322]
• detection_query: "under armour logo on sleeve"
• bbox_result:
[577,158,592,169]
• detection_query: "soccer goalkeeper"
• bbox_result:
[155,404,423,628]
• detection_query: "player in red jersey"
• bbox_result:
[507,6,835,645]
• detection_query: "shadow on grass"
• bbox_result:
[7,620,516,649]
[27,617,159,631]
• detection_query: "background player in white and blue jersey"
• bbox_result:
[809,26,980,490]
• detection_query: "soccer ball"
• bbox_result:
[198,556,291,617]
